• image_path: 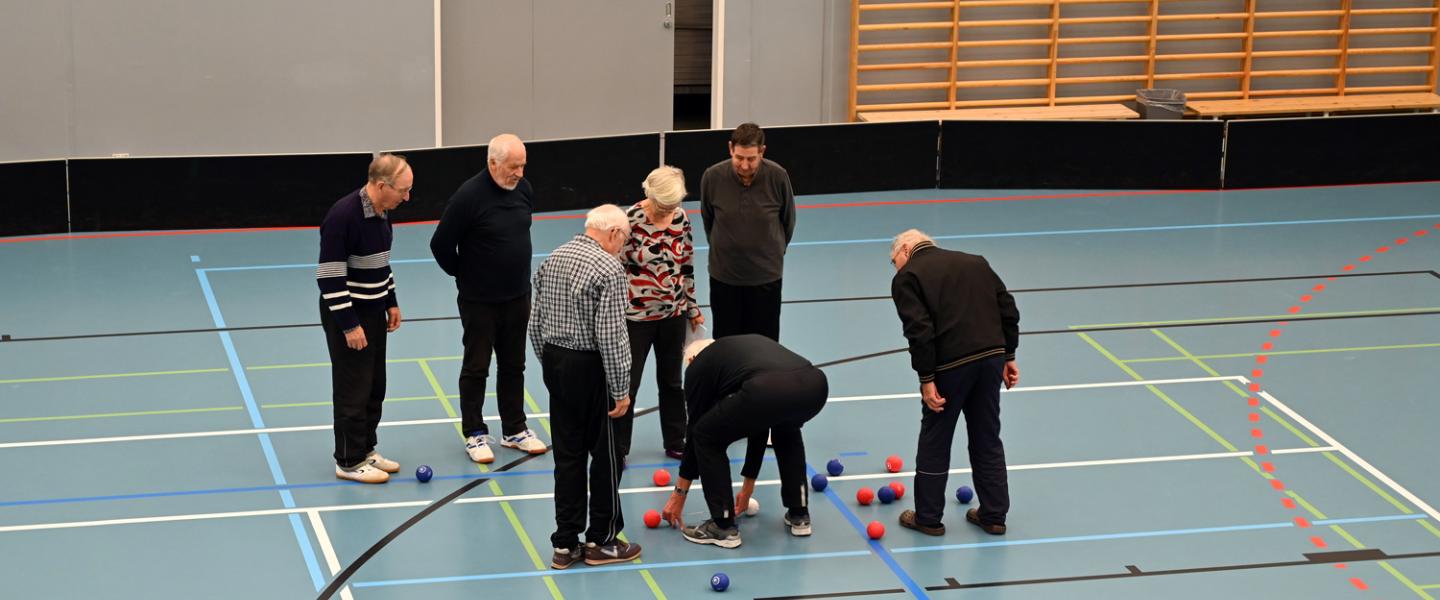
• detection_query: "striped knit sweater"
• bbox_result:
[316,187,397,331]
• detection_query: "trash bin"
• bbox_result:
[1136,88,1186,119]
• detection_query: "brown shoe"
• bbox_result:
[584,540,643,566]
[898,510,945,536]
[551,545,584,570]
[966,508,1006,535]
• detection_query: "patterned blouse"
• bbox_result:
[623,201,699,322]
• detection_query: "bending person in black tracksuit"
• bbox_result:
[889,229,1020,537]
[661,335,827,548]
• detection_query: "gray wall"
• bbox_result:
[0,0,435,161]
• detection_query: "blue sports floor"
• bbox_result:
[2,183,1439,599]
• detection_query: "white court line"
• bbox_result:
[0,445,1320,534]
[306,510,354,600]
[1251,380,1440,523]
[0,376,1242,451]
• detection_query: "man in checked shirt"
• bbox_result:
[530,204,642,569]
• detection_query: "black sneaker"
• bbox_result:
[682,519,742,549]
[584,540,643,565]
[899,510,945,536]
[551,545,584,570]
[784,512,812,537]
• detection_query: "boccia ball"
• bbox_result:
[644,509,662,528]
[867,521,886,539]
[956,485,974,504]
[653,469,672,487]
[745,497,760,517]
[857,487,875,506]
[877,485,896,504]
[710,572,730,592]
[885,455,903,473]
[415,465,433,483]
[826,459,844,476]
[888,481,906,499]
[811,474,829,492]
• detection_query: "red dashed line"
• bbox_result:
[1239,223,1434,595]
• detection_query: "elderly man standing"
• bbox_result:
[699,122,795,341]
[318,153,411,484]
[430,133,547,464]
[530,204,642,569]
[889,229,1020,536]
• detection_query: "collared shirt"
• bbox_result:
[529,234,632,399]
[358,186,388,220]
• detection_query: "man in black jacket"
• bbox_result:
[889,229,1020,536]
[429,133,547,464]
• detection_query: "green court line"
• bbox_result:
[1128,330,1432,593]
[417,359,565,600]
[1420,520,1440,540]
[0,405,242,424]
[1076,332,1240,453]
[1418,584,1440,590]
[615,532,668,600]
[1070,307,1440,330]
[246,355,462,371]
[523,387,553,437]
[258,392,494,410]
[1123,342,1440,364]
[0,367,229,385]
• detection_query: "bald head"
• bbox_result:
[487,133,527,191]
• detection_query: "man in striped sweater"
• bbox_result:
[317,153,411,484]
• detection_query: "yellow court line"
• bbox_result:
[1420,520,1440,540]
[0,368,229,384]
[1071,307,1440,330]
[247,355,462,371]
[1124,342,1440,364]
[1377,561,1437,600]
[0,405,243,424]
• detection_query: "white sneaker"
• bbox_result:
[366,451,400,474]
[501,429,549,455]
[465,435,495,464]
[335,461,390,484]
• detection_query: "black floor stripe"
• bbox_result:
[6,270,1434,344]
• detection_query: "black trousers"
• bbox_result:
[320,300,389,467]
[913,355,1010,527]
[692,367,827,528]
[709,277,782,341]
[457,294,530,437]
[615,316,688,456]
[542,344,624,548]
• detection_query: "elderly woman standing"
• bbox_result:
[616,166,705,462]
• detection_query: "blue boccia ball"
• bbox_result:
[416,465,433,483]
[811,473,829,492]
[956,485,973,504]
[826,458,844,476]
[710,572,730,592]
[877,485,896,504]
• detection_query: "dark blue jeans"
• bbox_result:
[913,355,1009,527]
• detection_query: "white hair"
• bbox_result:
[642,166,687,208]
[584,204,629,232]
[684,338,715,365]
[488,133,523,164]
[891,228,934,257]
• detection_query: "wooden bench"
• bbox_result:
[1187,93,1440,119]
[858,103,1139,122]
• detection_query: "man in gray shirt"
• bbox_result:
[699,122,796,341]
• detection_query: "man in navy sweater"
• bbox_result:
[430,134,548,463]
[318,153,411,484]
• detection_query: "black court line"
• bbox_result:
[756,548,1440,599]
[4,271,1435,344]
[315,404,658,599]
[813,308,1440,369]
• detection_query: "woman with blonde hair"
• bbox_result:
[616,166,705,462]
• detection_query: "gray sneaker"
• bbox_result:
[682,519,742,549]
[784,512,812,537]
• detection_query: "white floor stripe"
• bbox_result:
[0,445,1322,534]
[0,376,1242,451]
[1255,386,1440,523]
[306,510,354,600]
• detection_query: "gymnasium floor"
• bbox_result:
[2,182,1438,599]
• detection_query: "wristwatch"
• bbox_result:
[673,486,688,496]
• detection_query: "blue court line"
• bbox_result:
[887,513,1426,553]
[808,463,930,599]
[838,451,870,458]
[190,255,200,263]
[351,513,1425,590]
[0,457,777,508]
[196,269,326,592]
[352,550,874,588]
[195,212,1440,273]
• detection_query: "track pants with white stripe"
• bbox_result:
[543,344,625,548]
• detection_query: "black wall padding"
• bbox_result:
[1224,114,1440,189]
[392,145,487,223]
[939,120,1225,190]
[665,122,941,198]
[3,160,68,237]
[67,154,371,232]
[524,134,660,212]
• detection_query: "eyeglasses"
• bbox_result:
[384,181,413,195]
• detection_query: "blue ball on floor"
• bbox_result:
[811,474,829,492]
[877,485,896,504]
[956,485,973,504]
[416,465,433,483]
[826,458,844,476]
[710,572,730,592]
